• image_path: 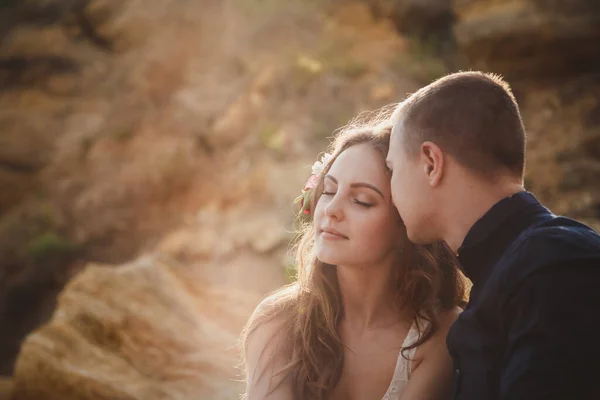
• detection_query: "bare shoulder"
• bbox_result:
[403,308,461,399]
[248,285,297,321]
[244,294,295,399]
[418,306,461,358]
[243,289,297,368]
[245,295,290,357]
[436,306,462,334]
[245,314,288,369]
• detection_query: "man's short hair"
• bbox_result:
[395,71,526,178]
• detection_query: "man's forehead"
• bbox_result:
[391,121,401,136]
[391,102,404,120]
[387,122,407,164]
[390,121,405,144]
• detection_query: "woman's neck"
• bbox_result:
[336,259,404,332]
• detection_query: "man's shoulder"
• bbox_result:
[500,215,600,280]
[515,215,600,256]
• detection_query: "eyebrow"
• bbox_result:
[324,174,385,199]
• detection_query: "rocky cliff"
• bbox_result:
[1,0,599,398]
[1,1,418,398]
[452,0,600,229]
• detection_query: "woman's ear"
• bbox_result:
[420,141,444,186]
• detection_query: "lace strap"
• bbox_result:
[382,319,429,399]
[405,322,422,373]
[382,321,425,399]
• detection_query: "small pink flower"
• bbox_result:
[304,174,320,190]
[294,153,332,217]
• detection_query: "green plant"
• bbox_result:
[290,55,324,94]
[80,135,97,154]
[394,35,447,84]
[316,38,369,80]
[0,0,17,8]
[310,100,354,143]
[25,232,80,264]
[524,176,534,190]
[330,59,369,79]
[283,262,298,283]
[259,122,284,151]
[112,125,134,141]
[312,119,334,142]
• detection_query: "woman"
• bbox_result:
[240,120,466,400]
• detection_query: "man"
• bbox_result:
[386,71,600,399]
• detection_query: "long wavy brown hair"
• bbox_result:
[240,117,467,400]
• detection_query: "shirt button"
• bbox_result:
[453,368,461,396]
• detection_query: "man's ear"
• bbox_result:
[420,141,444,186]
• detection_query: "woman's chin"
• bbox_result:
[315,249,342,266]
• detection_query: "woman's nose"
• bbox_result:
[324,194,343,220]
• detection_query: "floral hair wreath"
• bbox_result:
[294,152,333,216]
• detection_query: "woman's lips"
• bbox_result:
[320,227,348,240]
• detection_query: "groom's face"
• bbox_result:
[387,122,435,244]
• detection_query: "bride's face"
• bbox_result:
[314,143,403,267]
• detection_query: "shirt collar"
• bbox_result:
[457,191,541,282]
[458,191,539,251]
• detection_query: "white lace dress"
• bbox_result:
[381,321,421,400]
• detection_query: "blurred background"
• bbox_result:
[0,0,598,398]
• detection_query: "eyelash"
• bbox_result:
[321,192,373,208]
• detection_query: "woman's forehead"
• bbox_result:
[328,144,389,186]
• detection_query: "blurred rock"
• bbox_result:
[75,0,162,52]
[10,1,584,396]
[367,0,453,36]
[76,0,127,51]
[366,0,396,19]
[581,133,600,160]
[452,1,600,230]
[559,160,600,190]
[453,0,600,78]
[568,191,600,219]
[0,169,37,217]
[0,377,11,400]
[517,76,600,231]
[0,266,71,376]
[9,194,292,397]
[0,117,53,174]
[370,82,395,101]
[394,0,453,35]
[11,256,258,400]
[2,0,150,52]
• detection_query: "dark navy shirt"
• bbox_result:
[447,191,600,400]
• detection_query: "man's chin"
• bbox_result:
[405,228,434,245]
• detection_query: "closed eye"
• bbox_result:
[322,192,372,207]
[354,199,373,208]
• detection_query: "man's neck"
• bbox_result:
[443,181,524,254]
